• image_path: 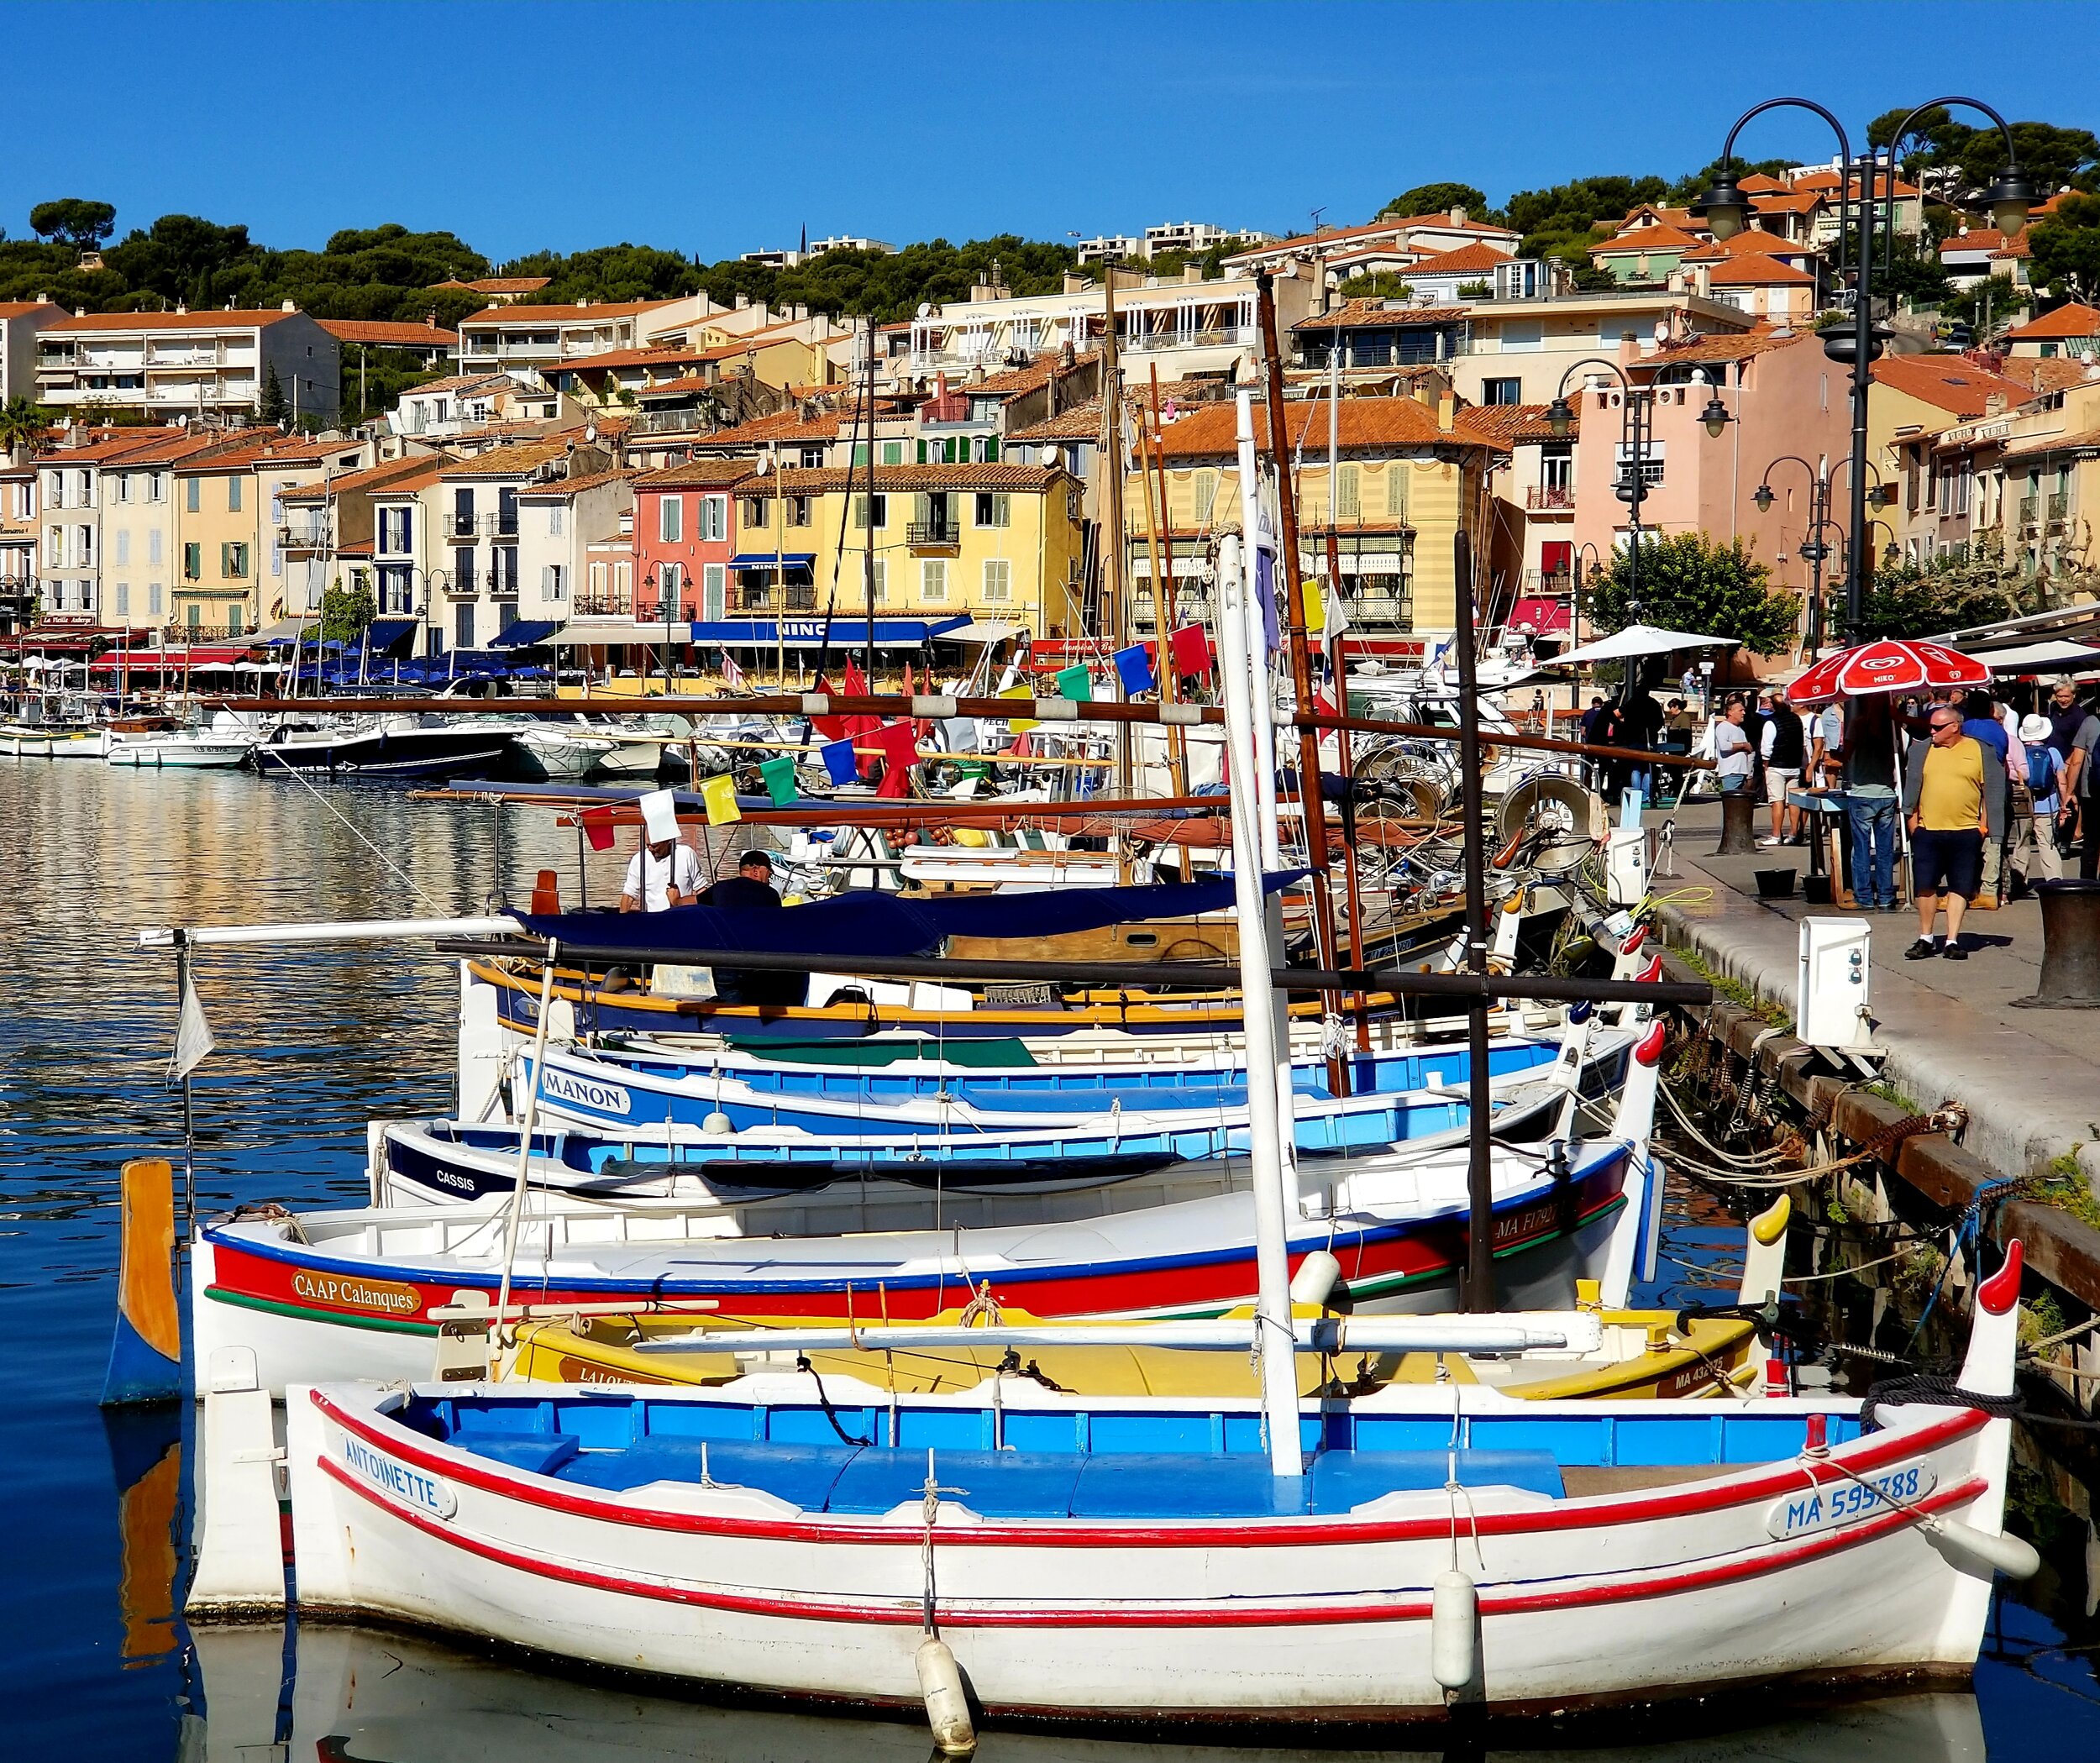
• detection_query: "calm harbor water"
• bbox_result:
[3,758,2097,1759]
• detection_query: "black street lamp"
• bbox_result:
[1698,95,2029,643]
[1549,356,1731,704]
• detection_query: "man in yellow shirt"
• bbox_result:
[1900,706,1999,961]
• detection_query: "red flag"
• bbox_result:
[1168,622,1212,679]
[874,721,919,798]
[809,672,848,741]
[580,804,618,852]
[843,657,869,696]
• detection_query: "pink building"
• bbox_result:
[1568,329,1854,659]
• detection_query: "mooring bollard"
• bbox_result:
[2012,879,2100,1009]
[1717,787,1758,856]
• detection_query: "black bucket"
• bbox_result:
[1754,868,1797,900]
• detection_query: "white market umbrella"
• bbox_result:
[1545,624,1742,667]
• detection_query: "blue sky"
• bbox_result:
[12,1,2095,264]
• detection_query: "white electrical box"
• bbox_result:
[1604,826,1649,908]
[1796,916,1877,1053]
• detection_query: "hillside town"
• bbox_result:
[5,149,2099,683]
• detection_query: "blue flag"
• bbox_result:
[821,736,859,786]
[1113,641,1156,696]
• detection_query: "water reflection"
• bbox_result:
[187,1621,1992,1763]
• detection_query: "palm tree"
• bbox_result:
[0,397,53,463]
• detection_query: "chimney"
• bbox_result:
[1985,392,2008,416]
[1437,390,1456,430]
[281,298,297,312]
[735,293,749,309]
[175,302,186,314]
[1450,207,1467,228]
[1184,265,1205,285]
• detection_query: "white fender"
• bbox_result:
[916,1636,976,1752]
[1430,1569,1478,1692]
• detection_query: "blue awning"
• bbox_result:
[516,874,1305,963]
[727,553,817,570]
[694,616,970,649]
[359,619,417,652]
[490,619,564,648]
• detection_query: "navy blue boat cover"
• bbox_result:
[512,873,1303,961]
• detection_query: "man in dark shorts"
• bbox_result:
[1901,706,1998,960]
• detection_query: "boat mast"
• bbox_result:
[862,312,878,685]
[1099,261,1131,795]
[1256,272,1347,1097]
[1215,524,1302,1482]
[1452,513,1498,1310]
[1144,364,1188,800]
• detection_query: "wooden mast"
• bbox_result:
[1255,270,1346,1094]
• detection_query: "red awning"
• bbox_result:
[88,646,252,673]
[1507,596,1572,636]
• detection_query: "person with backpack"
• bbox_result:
[2016,712,2068,885]
[1757,695,1806,847]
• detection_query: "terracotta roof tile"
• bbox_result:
[1748,192,1824,214]
[317,319,456,347]
[1457,401,1576,446]
[1870,354,2037,416]
[690,411,845,445]
[945,350,1099,397]
[458,299,675,327]
[1158,396,1478,459]
[1735,174,1793,195]
[1940,228,2024,256]
[368,465,446,496]
[437,438,584,479]
[2006,304,2100,343]
[1621,206,1703,232]
[1399,240,1515,275]
[738,463,1068,495]
[31,428,192,464]
[400,372,512,397]
[1706,254,1816,286]
[633,457,760,490]
[1680,228,1812,261]
[554,344,718,375]
[469,277,550,295]
[1625,328,1794,371]
[1594,225,1708,254]
[2004,424,2100,459]
[517,468,639,499]
[0,301,60,318]
[1998,357,2099,393]
[1005,401,1107,443]
[280,457,450,502]
[1294,300,1471,333]
[43,308,306,334]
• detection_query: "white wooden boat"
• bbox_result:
[265,1240,2032,1724]
[0,721,102,758]
[194,1022,1662,1395]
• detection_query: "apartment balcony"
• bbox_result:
[277,523,330,549]
[630,407,714,435]
[573,590,633,618]
[2019,495,2040,529]
[1121,326,1257,354]
[1525,484,1575,515]
[906,519,960,553]
[146,347,230,368]
[735,585,820,615]
[2048,491,2071,527]
[443,569,479,597]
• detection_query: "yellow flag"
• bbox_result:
[1301,575,1326,634]
[700,773,742,826]
[1001,681,1039,734]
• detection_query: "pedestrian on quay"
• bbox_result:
[1843,695,1901,911]
[1580,693,1611,790]
[2061,690,2100,880]
[2045,675,2088,758]
[1663,696,1698,749]
[2017,712,2068,886]
[1714,696,1755,795]
[1902,705,1999,960]
[1757,693,1806,847]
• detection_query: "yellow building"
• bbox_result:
[1139,395,1494,637]
[727,462,1086,643]
[172,438,273,637]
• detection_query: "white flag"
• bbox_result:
[169,966,215,1084]
[720,648,746,690]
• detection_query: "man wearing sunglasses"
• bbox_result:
[1900,706,2001,960]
